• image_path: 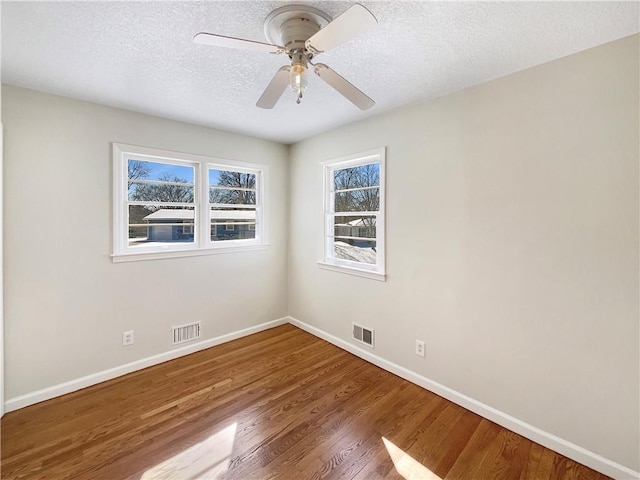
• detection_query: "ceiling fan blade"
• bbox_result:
[256,66,291,109]
[305,4,377,54]
[194,32,283,54]
[313,63,375,110]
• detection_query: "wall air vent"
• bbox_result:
[172,321,201,345]
[352,322,374,348]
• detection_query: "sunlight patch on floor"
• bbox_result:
[382,437,442,480]
[141,423,237,480]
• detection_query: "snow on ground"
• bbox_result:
[334,241,376,264]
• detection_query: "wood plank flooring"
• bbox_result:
[1,324,610,479]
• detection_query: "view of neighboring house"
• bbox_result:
[142,209,256,242]
[334,217,376,248]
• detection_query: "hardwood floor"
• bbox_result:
[1,324,610,480]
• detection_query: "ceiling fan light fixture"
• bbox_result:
[195,4,378,109]
[289,51,308,103]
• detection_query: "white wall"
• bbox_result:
[2,85,289,399]
[288,35,639,472]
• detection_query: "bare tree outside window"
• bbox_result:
[334,163,379,237]
[130,174,194,206]
[127,160,151,191]
[334,163,379,211]
[209,171,256,206]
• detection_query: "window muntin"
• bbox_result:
[322,148,385,278]
[113,144,267,261]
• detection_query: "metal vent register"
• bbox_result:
[352,322,374,348]
[172,322,201,345]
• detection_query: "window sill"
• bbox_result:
[317,261,386,282]
[112,244,269,263]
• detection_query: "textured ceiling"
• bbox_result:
[2,1,638,144]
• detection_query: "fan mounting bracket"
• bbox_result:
[263,5,332,54]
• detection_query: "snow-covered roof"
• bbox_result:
[144,209,255,221]
[334,241,376,264]
[144,209,193,220]
[211,210,255,220]
[335,218,377,227]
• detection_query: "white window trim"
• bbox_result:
[207,160,266,249]
[112,143,268,262]
[318,147,386,281]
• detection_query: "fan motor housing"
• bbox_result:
[280,18,319,52]
[263,5,332,54]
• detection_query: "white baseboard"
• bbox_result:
[4,317,289,413]
[287,316,639,480]
[5,315,637,479]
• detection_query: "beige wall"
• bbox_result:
[2,85,289,398]
[288,35,639,470]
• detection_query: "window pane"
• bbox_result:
[334,215,377,240]
[128,182,194,203]
[209,169,256,206]
[209,169,255,188]
[334,188,379,212]
[128,159,194,183]
[334,240,377,265]
[128,159,194,203]
[333,163,379,191]
[128,205,195,247]
[210,208,256,241]
[209,188,256,205]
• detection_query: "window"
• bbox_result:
[113,143,267,262]
[209,167,258,242]
[320,148,385,280]
[182,223,194,235]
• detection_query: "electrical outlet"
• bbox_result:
[122,330,134,346]
[415,340,425,357]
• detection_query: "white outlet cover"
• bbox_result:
[122,330,134,346]
[416,340,425,357]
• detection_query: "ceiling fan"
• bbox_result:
[193,4,378,110]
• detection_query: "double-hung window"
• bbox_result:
[113,143,267,262]
[209,166,259,242]
[320,148,386,280]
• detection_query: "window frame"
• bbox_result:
[112,143,268,262]
[318,147,386,281]
[207,162,262,246]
